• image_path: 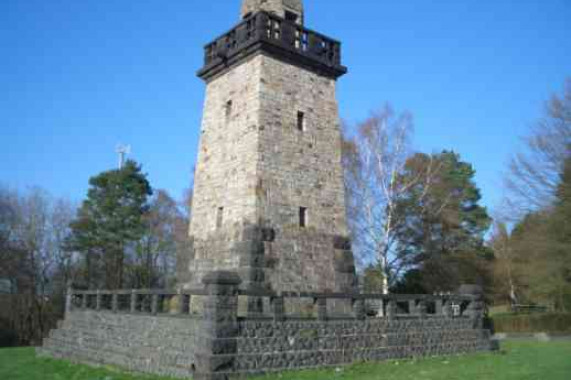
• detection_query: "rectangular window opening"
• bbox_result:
[216,207,224,229]
[297,111,305,131]
[299,207,307,228]
[225,100,233,122]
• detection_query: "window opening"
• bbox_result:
[225,100,233,122]
[299,207,307,228]
[216,207,224,229]
[297,111,305,131]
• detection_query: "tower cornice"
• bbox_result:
[197,11,347,82]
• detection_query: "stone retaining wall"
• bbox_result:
[38,311,201,378]
[233,318,492,375]
[39,271,496,380]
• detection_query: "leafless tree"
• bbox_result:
[505,79,571,218]
[489,221,518,305]
[0,187,76,345]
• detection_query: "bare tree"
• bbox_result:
[505,79,571,218]
[130,190,188,289]
[489,221,518,306]
[0,187,76,345]
[343,105,441,293]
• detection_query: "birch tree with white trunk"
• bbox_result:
[343,105,440,294]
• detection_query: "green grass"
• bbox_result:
[0,348,174,380]
[1,341,571,380]
[257,341,571,380]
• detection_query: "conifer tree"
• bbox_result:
[67,160,152,289]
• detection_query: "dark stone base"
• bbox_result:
[39,311,494,379]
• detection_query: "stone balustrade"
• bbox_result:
[197,11,347,80]
[42,272,492,380]
[67,284,481,322]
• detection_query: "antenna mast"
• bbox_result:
[116,144,131,169]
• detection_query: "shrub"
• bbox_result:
[492,313,571,333]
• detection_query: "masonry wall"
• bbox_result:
[256,55,354,293]
[185,53,356,294]
[234,317,493,374]
[39,310,493,379]
[38,311,200,379]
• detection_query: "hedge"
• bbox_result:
[491,312,571,334]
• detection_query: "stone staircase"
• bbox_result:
[38,310,201,379]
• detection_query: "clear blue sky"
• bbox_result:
[1,0,570,213]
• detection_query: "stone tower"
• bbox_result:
[180,0,356,295]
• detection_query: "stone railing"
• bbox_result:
[66,288,207,317]
[197,11,347,80]
[59,272,489,380]
[67,281,482,323]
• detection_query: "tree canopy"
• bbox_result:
[67,160,152,289]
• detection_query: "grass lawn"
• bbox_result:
[1,341,570,380]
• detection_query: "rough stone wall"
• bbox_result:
[39,277,494,379]
[186,55,263,289]
[40,310,493,379]
[185,53,356,294]
[256,55,353,292]
[38,311,200,378]
[190,56,262,241]
[234,318,493,374]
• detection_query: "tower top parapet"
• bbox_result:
[242,0,304,25]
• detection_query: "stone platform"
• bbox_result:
[39,272,496,379]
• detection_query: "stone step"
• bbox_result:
[232,340,493,372]
[238,319,477,338]
[41,336,194,378]
[236,330,490,354]
[61,312,200,336]
[57,323,199,340]
[44,335,194,366]
[49,327,198,356]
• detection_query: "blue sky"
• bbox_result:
[1,0,570,214]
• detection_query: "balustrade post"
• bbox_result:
[408,300,417,316]
[435,299,444,316]
[442,300,452,318]
[458,285,485,329]
[130,290,137,313]
[95,290,101,311]
[353,297,366,320]
[112,293,118,313]
[65,283,73,315]
[271,296,285,322]
[81,293,87,310]
[315,297,327,321]
[418,300,427,319]
[386,300,397,320]
[194,271,241,380]
[177,290,185,315]
[151,294,159,315]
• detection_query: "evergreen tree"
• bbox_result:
[394,151,492,293]
[67,160,152,289]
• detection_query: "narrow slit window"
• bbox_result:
[216,207,224,229]
[299,207,307,228]
[297,111,305,131]
[225,100,233,122]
